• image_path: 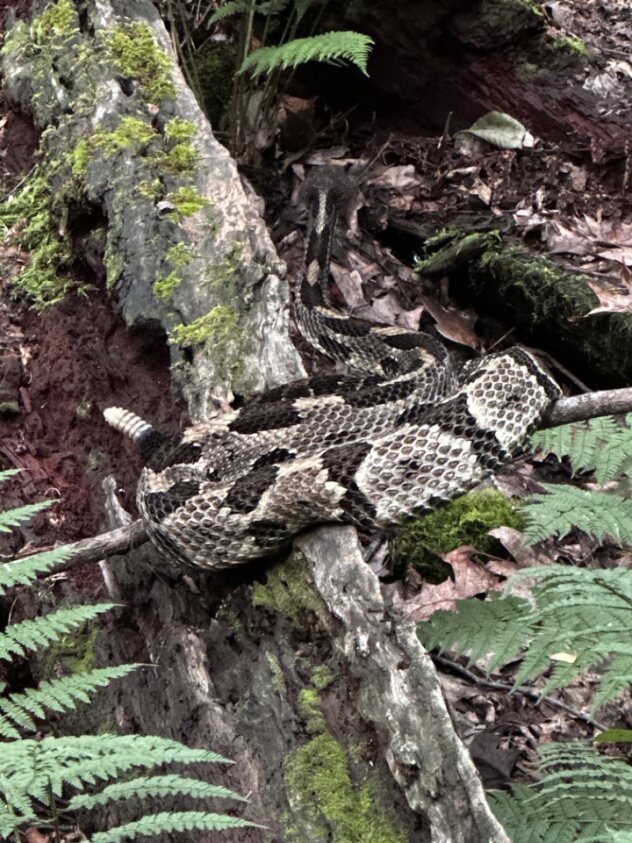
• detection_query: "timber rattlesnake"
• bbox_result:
[105,168,561,570]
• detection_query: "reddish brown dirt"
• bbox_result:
[0,289,185,557]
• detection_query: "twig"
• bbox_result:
[29,519,149,577]
[541,388,632,427]
[433,654,606,731]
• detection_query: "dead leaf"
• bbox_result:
[396,545,503,621]
[367,165,421,190]
[419,295,480,349]
[329,264,365,308]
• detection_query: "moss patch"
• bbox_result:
[32,0,79,39]
[265,652,287,695]
[0,164,84,310]
[311,665,335,691]
[298,688,326,735]
[166,185,207,219]
[284,733,406,843]
[393,489,523,575]
[252,553,327,626]
[106,21,175,104]
[153,243,194,302]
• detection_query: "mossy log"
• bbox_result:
[418,229,632,386]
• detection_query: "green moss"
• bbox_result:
[416,230,499,277]
[165,242,194,269]
[479,0,543,29]
[171,304,239,348]
[284,733,406,843]
[32,0,79,40]
[166,185,207,219]
[311,665,335,691]
[474,247,598,323]
[266,652,287,695]
[161,142,198,174]
[153,243,195,302]
[164,118,197,143]
[548,33,590,60]
[252,553,326,626]
[153,271,182,302]
[0,165,84,310]
[299,688,326,735]
[393,489,524,574]
[106,21,175,104]
[41,620,99,678]
[70,117,156,176]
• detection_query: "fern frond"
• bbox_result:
[419,566,632,708]
[208,0,268,25]
[239,31,374,77]
[0,665,139,735]
[0,603,116,661]
[532,414,632,483]
[0,547,78,594]
[0,470,21,484]
[418,593,532,672]
[67,774,244,810]
[0,500,52,533]
[2,734,231,805]
[523,484,632,545]
[490,743,632,842]
[90,810,257,842]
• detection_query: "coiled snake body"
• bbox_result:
[105,169,561,570]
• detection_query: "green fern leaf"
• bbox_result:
[239,31,374,77]
[523,484,632,545]
[594,651,632,711]
[0,500,52,533]
[0,603,116,660]
[90,810,258,842]
[418,594,532,671]
[491,743,632,842]
[208,1,269,25]
[3,734,232,803]
[67,774,244,810]
[0,665,139,733]
[0,547,77,594]
[0,470,21,483]
[532,415,632,483]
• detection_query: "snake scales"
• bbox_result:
[105,168,561,570]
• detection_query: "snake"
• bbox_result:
[104,167,561,570]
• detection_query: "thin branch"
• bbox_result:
[540,387,632,428]
[433,654,606,731]
[26,519,149,577]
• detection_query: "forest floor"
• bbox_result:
[0,0,631,792]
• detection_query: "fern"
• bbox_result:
[208,0,271,24]
[0,665,140,739]
[0,603,116,660]
[418,566,632,707]
[0,482,255,838]
[91,810,259,843]
[523,484,632,545]
[0,499,52,532]
[490,742,632,842]
[66,774,245,809]
[532,414,632,483]
[0,546,78,593]
[420,594,531,673]
[239,31,374,77]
